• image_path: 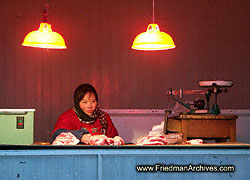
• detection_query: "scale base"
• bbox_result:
[180,104,220,115]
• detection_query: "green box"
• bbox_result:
[0,109,35,145]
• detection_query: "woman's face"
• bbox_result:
[79,92,97,116]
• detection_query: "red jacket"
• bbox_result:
[52,108,118,138]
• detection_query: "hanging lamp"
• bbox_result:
[22,0,67,49]
[132,0,175,51]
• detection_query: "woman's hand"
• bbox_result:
[81,134,109,145]
[81,134,92,144]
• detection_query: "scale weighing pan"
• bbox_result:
[199,80,233,87]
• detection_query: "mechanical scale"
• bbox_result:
[167,80,234,115]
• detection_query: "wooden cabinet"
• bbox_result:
[165,114,238,142]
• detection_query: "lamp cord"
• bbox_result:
[42,0,49,23]
[152,0,155,23]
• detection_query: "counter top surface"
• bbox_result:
[1,142,250,150]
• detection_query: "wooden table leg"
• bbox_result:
[182,120,187,141]
[230,119,236,142]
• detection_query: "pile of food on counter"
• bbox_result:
[52,133,124,145]
[136,133,183,145]
[135,119,203,145]
[52,132,80,145]
[186,139,203,144]
[86,135,124,145]
[134,120,183,145]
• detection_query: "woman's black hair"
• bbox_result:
[74,84,98,107]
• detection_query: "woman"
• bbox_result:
[52,83,118,145]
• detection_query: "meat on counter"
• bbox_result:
[136,133,182,145]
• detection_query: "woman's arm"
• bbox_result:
[51,128,89,142]
[52,109,89,143]
[104,113,119,138]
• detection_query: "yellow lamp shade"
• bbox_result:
[22,22,67,49]
[132,23,175,51]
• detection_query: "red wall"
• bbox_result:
[0,0,249,142]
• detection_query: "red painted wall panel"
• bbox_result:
[0,0,249,142]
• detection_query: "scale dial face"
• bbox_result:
[199,80,233,87]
